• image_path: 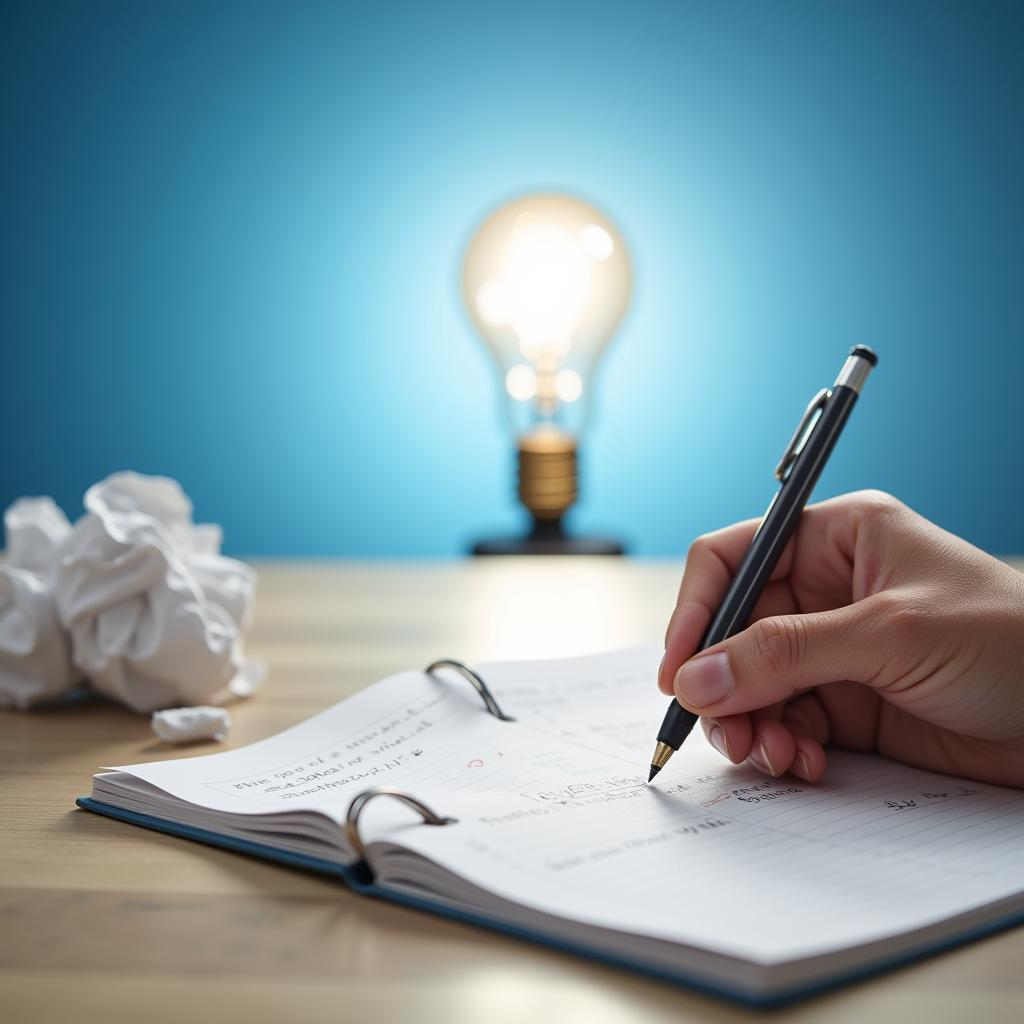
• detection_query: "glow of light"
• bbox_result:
[579,223,614,261]
[505,364,537,401]
[476,279,511,327]
[555,368,583,402]
[500,223,591,357]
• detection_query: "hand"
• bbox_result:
[659,491,1024,788]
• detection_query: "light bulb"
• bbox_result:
[462,193,632,544]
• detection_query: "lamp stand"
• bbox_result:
[472,518,624,556]
[471,433,625,556]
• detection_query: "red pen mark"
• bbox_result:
[700,792,730,809]
[466,758,484,769]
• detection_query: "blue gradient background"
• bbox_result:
[2,1,1021,556]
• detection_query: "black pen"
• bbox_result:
[648,346,878,781]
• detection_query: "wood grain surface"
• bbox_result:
[3,558,1023,1024]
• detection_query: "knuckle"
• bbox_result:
[681,535,720,590]
[687,534,714,562]
[874,590,933,644]
[749,616,807,678]
[854,489,905,522]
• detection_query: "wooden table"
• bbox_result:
[4,558,1023,1024]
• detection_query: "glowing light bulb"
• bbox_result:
[462,193,632,553]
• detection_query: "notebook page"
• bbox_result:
[106,644,1024,966]
[107,655,658,824]
[386,732,1024,964]
[478,645,670,756]
[324,648,1024,964]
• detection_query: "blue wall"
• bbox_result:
[2,1,1021,556]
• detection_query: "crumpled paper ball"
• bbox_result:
[0,472,263,713]
[0,498,79,709]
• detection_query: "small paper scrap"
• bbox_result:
[151,706,232,744]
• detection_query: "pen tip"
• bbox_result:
[648,765,661,783]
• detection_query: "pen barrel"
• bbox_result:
[700,384,860,651]
[655,346,875,754]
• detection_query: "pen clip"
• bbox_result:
[774,388,831,482]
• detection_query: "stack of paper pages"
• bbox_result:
[79,647,1024,1005]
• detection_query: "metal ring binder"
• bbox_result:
[425,659,515,721]
[343,661,508,876]
[344,786,456,865]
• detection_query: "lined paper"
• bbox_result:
[111,646,1024,964]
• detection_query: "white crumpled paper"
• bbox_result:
[0,498,79,709]
[0,472,263,712]
[4,496,72,574]
[151,706,232,744]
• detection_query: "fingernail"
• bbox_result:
[674,651,734,708]
[708,724,730,760]
[795,752,811,780]
[748,740,775,776]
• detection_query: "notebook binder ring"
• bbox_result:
[425,659,515,721]
[343,661,507,878]
[344,786,457,866]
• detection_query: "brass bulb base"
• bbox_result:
[517,432,577,521]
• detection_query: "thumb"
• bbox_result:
[672,597,898,716]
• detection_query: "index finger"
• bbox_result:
[659,517,797,692]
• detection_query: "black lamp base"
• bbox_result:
[472,520,624,556]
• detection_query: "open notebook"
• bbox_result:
[78,646,1024,1006]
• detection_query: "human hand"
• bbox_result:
[659,491,1024,788]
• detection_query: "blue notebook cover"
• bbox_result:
[76,795,1024,1007]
